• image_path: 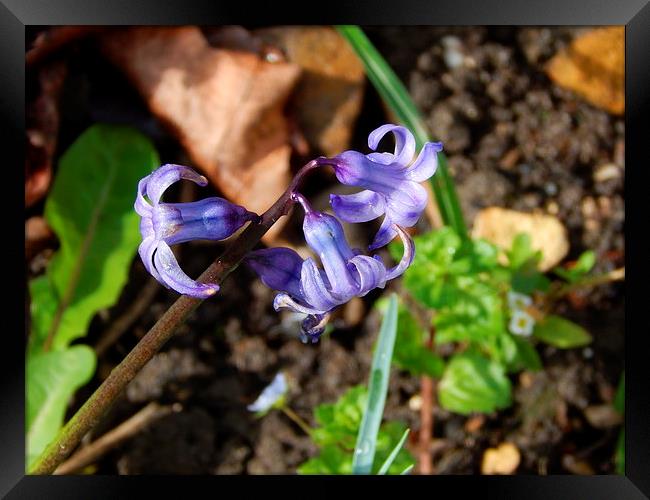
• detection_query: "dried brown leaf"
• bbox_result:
[101,27,302,241]
[546,27,624,115]
[255,26,365,157]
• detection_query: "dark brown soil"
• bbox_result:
[30,26,624,475]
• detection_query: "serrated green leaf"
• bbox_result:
[26,345,96,469]
[533,315,592,348]
[36,124,159,350]
[438,351,512,415]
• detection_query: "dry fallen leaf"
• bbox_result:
[546,27,624,115]
[101,27,302,241]
[25,60,67,207]
[481,442,521,475]
[255,26,365,157]
[472,207,569,271]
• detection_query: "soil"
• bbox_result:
[27,26,624,475]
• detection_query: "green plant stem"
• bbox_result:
[549,267,625,303]
[29,160,320,475]
[336,25,467,238]
[281,407,313,436]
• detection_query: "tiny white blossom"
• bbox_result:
[507,291,532,312]
[247,372,288,413]
[509,309,535,337]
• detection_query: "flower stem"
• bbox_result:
[281,407,313,437]
[28,159,321,475]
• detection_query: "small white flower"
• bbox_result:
[507,291,532,312]
[247,372,288,414]
[509,309,535,337]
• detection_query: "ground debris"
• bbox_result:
[100,26,301,242]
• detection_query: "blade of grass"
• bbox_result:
[401,464,415,475]
[336,25,467,237]
[377,428,411,475]
[352,293,399,474]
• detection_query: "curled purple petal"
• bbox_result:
[300,257,341,312]
[368,124,416,166]
[138,236,161,281]
[385,225,416,280]
[405,141,442,182]
[152,241,219,298]
[145,163,208,205]
[245,247,304,299]
[369,216,398,251]
[329,190,386,223]
[348,254,388,295]
[273,292,324,316]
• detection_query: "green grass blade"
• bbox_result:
[377,428,410,475]
[400,464,415,475]
[336,25,467,237]
[352,293,399,474]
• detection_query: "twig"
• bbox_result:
[418,326,436,475]
[53,402,173,475]
[94,278,160,356]
[29,159,320,475]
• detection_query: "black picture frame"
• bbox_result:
[7,0,649,497]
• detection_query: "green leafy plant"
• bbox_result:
[297,386,413,475]
[26,124,159,469]
[385,227,599,415]
[297,294,414,474]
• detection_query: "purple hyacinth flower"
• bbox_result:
[327,124,442,250]
[245,193,414,343]
[135,164,258,298]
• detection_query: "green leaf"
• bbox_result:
[297,444,353,475]
[376,298,444,378]
[507,233,541,270]
[438,351,512,415]
[299,387,413,474]
[28,276,59,351]
[353,293,398,474]
[500,334,542,373]
[377,428,410,475]
[533,315,592,348]
[553,250,596,283]
[35,124,159,350]
[26,345,96,469]
[336,25,467,237]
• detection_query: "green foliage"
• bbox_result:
[27,124,159,470]
[553,250,596,283]
[32,124,159,351]
[26,345,96,469]
[353,293,399,474]
[375,298,444,378]
[507,234,550,294]
[438,351,512,414]
[533,315,592,348]
[297,386,414,475]
[390,225,596,415]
